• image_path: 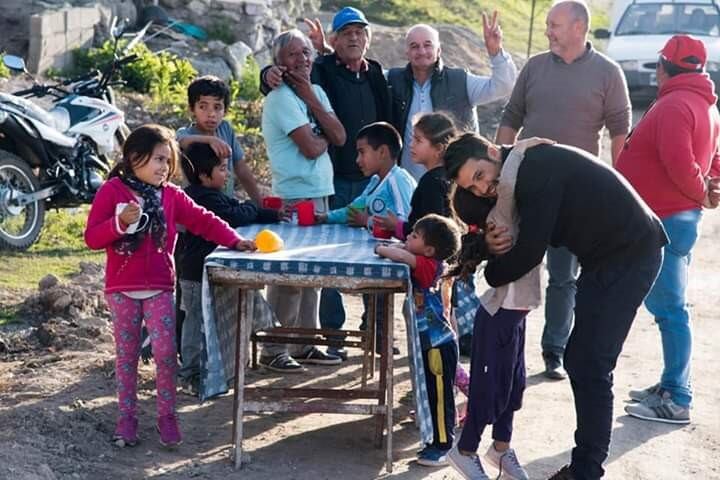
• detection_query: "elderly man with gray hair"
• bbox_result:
[387,14,517,181]
[259,28,347,372]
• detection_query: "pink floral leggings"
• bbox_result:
[105,292,177,420]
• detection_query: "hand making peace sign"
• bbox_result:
[482,10,503,57]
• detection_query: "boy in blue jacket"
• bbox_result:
[317,122,417,356]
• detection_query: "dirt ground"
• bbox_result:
[2,131,720,480]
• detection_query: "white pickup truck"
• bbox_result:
[594,0,720,102]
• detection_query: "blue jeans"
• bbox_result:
[644,209,702,407]
[542,246,579,357]
[178,280,202,380]
[320,176,371,333]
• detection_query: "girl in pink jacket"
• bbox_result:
[85,124,255,448]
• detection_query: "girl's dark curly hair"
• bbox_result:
[446,184,495,279]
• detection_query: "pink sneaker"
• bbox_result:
[156,414,182,447]
[113,416,138,447]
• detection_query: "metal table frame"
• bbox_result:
[207,267,407,473]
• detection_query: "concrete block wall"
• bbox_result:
[28,7,101,74]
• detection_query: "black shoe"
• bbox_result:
[542,352,567,380]
[548,465,576,480]
[296,347,342,365]
[259,353,305,373]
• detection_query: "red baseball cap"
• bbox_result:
[659,35,707,71]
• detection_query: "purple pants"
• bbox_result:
[458,306,527,452]
[106,292,177,421]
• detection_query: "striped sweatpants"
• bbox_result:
[422,340,458,450]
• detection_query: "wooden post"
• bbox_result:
[528,0,537,58]
[232,289,254,469]
[385,293,394,473]
[231,290,243,467]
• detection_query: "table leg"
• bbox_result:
[362,294,376,389]
[374,293,387,449]
[385,293,394,473]
[232,289,254,469]
[369,297,377,380]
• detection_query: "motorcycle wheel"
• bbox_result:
[0,151,45,251]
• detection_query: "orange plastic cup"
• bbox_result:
[295,200,315,226]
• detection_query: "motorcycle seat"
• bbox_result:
[0,92,64,131]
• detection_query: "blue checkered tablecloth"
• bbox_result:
[454,277,480,337]
[199,223,434,445]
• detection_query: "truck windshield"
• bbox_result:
[616,3,720,37]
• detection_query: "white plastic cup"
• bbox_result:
[116,203,149,234]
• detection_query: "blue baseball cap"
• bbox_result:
[332,7,369,32]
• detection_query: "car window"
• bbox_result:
[680,5,720,36]
[616,3,720,37]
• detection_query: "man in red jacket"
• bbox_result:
[617,34,720,425]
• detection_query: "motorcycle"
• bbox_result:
[0,20,146,250]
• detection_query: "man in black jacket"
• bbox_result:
[445,134,667,480]
[260,7,393,359]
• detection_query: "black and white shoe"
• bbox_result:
[296,347,342,365]
[259,353,305,373]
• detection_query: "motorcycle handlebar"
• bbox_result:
[63,70,100,86]
[13,87,39,96]
[116,54,138,67]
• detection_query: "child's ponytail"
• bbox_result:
[446,185,495,279]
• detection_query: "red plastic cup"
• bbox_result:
[295,200,315,226]
[372,222,393,239]
[262,196,283,209]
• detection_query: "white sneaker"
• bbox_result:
[447,445,490,480]
[484,445,530,480]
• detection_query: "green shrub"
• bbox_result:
[73,40,197,94]
[233,56,261,102]
[0,54,10,79]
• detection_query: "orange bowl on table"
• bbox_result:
[255,229,284,253]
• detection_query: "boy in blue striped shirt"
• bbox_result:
[320,122,416,228]
[317,122,417,356]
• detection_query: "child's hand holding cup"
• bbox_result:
[116,202,149,234]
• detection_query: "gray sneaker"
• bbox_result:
[625,390,690,424]
[447,445,490,480]
[484,445,529,480]
[628,383,661,402]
